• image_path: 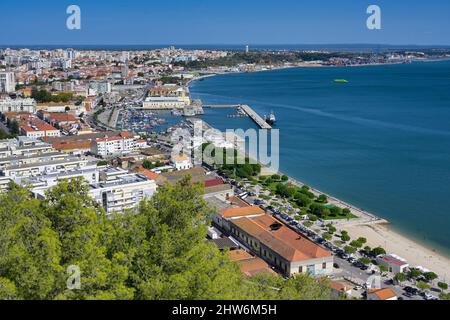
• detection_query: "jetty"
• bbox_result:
[240,104,272,129]
[204,104,272,129]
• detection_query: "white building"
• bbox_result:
[91,132,141,158]
[0,176,12,194]
[0,97,37,113]
[0,72,16,93]
[20,121,60,139]
[171,153,192,171]
[142,96,186,110]
[0,137,54,158]
[376,254,409,274]
[1,157,92,178]
[88,81,112,95]
[13,165,157,215]
[0,151,67,171]
[89,169,157,215]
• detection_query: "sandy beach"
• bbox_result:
[344,223,450,281]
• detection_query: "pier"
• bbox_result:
[240,104,272,129]
[204,104,272,129]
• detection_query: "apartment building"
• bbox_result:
[0,137,54,158]
[17,165,101,198]
[1,157,92,178]
[0,176,12,194]
[14,165,157,215]
[89,168,157,215]
[0,97,36,113]
[91,132,144,158]
[0,151,67,171]
[0,71,15,93]
[20,119,60,138]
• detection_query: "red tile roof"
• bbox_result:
[120,131,135,138]
[219,206,265,219]
[204,178,224,188]
[368,288,397,300]
[232,215,331,262]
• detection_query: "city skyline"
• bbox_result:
[2,0,450,46]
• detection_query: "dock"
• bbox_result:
[240,104,272,129]
[204,104,272,129]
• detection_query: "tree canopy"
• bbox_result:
[0,178,336,300]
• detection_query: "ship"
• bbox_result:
[334,79,349,84]
[265,111,276,125]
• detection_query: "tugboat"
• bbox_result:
[265,111,276,125]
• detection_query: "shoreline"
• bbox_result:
[189,66,450,281]
[187,58,450,87]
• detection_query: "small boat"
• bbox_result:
[334,79,349,84]
[265,111,276,125]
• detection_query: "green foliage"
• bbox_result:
[439,292,450,300]
[408,269,422,279]
[142,159,163,170]
[378,264,388,272]
[271,174,281,181]
[344,246,357,254]
[358,257,371,265]
[349,240,363,248]
[356,237,367,244]
[438,282,448,291]
[423,272,438,281]
[394,273,408,283]
[0,177,336,300]
[370,247,386,257]
[0,128,12,139]
[327,224,337,234]
[417,281,431,291]
[322,233,332,240]
[0,184,62,299]
[31,88,73,103]
[341,234,351,242]
[9,120,20,136]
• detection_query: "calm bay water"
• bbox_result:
[190,61,450,256]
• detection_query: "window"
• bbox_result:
[299,266,303,273]
[322,262,327,270]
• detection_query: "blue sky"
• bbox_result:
[1,0,450,45]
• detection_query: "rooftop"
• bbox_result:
[219,206,265,219]
[368,288,397,300]
[233,215,331,262]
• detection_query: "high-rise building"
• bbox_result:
[121,64,129,78]
[0,72,16,93]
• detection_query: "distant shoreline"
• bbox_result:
[187,58,450,86]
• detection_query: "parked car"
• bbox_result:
[403,292,413,298]
[424,292,435,300]
[333,263,340,269]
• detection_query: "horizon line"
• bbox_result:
[2,43,450,48]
